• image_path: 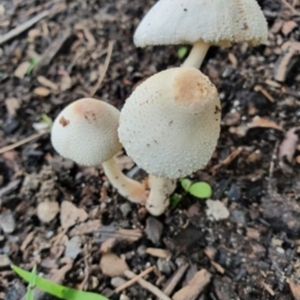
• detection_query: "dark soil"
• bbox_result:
[1,0,300,300]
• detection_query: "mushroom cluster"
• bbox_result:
[51,0,267,216]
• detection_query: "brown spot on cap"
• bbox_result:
[59,116,70,127]
[173,68,209,105]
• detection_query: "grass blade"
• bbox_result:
[12,265,109,300]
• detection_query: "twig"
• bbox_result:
[90,41,115,96]
[163,263,189,296]
[114,266,154,293]
[0,11,49,46]
[123,269,171,300]
[0,130,49,154]
[282,0,300,15]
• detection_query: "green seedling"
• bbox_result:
[177,46,188,59]
[26,265,37,300]
[180,178,212,199]
[26,58,40,75]
[12,265,109,300]
[41,113,53,128]
[170,193,182,208]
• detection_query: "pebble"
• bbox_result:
[65,236,82,260]
[157,258,172,274]
[110,277,126,288]
[120,295,130,300]
[37,200,60,223]
[119,202,132,218]
[0,254,11,267]
[0,210,16,233]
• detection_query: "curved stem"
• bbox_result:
[102,157,149,205]
[182,41,210,69]
[146,176,176,216]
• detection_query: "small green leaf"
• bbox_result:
[12,265,109,300]
[26,58,40,75]
[170,193,182,208]
[180,178,192,192]
[177,46,188,59]
[26,265,37,300]
[188,182,212,199]
[41,113,53,128]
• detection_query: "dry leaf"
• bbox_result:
[60,201,88,229]
[100,253,129,277]
[34,87,51,97]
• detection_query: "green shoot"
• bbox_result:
[180,178,212,199]
[26,58,40,75]
[177,46,188,59]
[170,193,182,208]
[41,113,53,128]
[12,265,109,300]
[26,265,37,300]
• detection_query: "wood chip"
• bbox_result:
[33,87,51,97]
[210,261,225,274]
[145,248,171,259]
[60,201,88,229]
[288,280,300,300]
[172,269,211,300]
[37,76,58,90]
[69,219,101,236]
[254,85,275,102]
[5,98,21,117]
[248,116,282,131]
[100,253,129,277]
[14,61,30,79]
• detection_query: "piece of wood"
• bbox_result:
[0,11,49,45]
[172,269,211,300]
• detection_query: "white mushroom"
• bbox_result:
[134,0,268,68]
[118,67,221,214]
[51,98,148,204]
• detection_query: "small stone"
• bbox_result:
[110,277,126,288]
[0,254,11,267]
[120,295,130,300]
[230,210,246,225]
[0,210,16,233]
[206,200,230,221]
[60,201,88,229]
[100,253,129,277]
[65,236,82,259]
[37,200,60,223]
[137,245,147,257]
[157,258,172,274]
[33,87,51,97]
[119,202,132,218]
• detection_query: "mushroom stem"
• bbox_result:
[182,40,210,68]
[102,157,149,205]
[146,176,176,216]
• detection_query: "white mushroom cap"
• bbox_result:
[134,0,268,48]
[51,98,122,166]
[118,67,221,179]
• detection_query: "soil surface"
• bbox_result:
[1,0,300,300]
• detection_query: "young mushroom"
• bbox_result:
[134,0,268,68]
[51,98,148,204]
[118,67,221,215]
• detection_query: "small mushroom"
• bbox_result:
[118,67,221,215]
[51,98,148,204]
[134,0,268,68]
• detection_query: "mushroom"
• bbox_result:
[134,0,268,68]
[118,67,221,215]
[51,98,148,204]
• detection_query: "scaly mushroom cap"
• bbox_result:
[134,0,268,47]
[118,67,221,179]
[51,98,122,166]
